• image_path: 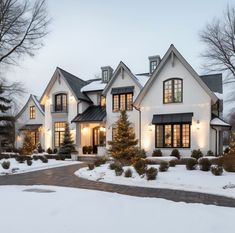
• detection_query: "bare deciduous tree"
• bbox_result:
[0,0,51,66]
[199,6,235,80]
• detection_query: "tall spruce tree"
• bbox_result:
[228,131,235,156]
[0,84,11,113]
[58,123,76,155]
[108,110,138,163]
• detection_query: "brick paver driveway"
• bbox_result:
[0,163,235,208]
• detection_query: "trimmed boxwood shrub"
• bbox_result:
[171,149,180,159]
[206,150,214,157]
[2,161,10,169]
[124,169,132,178]
[47,148,53,154]
[191,149,203,160]
[186,158,198,170]
[88,163,95,170]
[198,158,211,171]
[211,165,223,176]
[27,159,33,166]
[146,167,158,180]
[169,160,176,167]
[115,165,124,176]
[94,157,107,167]
[33,155,39,161]
[152,149,162,157]
[133,159,147,175]
[159,161,169,172]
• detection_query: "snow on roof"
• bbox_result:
[214,92,223,100]
[135,75,149,87]
[81,80,107,92]
[210,117,230,127]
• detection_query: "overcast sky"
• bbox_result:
[4,0,235,114]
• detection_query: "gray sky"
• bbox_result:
[4,0,235,114]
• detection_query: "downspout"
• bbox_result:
[211,126,217,156]
[134,105,141,149]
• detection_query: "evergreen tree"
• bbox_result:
[59,123,76,155]
[228,131,235,156]
[108,110,138,163]
[22,132,35,155]
[0,84,11,113]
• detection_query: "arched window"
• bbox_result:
[163,78,183,104]
[54,93,67,112]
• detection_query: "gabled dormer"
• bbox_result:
[101,66,113,83]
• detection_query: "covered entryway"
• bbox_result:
[211,117,231,155]
[72,105,106,156]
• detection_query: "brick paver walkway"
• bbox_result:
[0,163,235,208]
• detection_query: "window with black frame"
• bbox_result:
[155,123,190,148]
[163,78,182,104]
[54,122,66,147]
[112,93,133,112]
[54,93,67,112]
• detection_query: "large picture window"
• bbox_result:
[55,93,67,112]
[29,106,36,119]
[54,122,66,147]
[113,93,133,112]
[163,78,182,104]
[155,123,190,148]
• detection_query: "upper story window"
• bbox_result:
[100,95,106,107]
[163,78,183,104]
[103,70,108,82]
[54,93,67,112]
[150,61,157,73]
[113,93,133,112]
[29,106,36,119]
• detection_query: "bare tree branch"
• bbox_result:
[0,0,51,67]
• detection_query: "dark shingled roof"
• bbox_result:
[72,106,106,122]
[58,67,92,103]
[200,73,223,94]
[152,112,193,124]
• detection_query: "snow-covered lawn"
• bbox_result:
[0,185,234,233]
[76,164,235,198]
[0,158,80,175]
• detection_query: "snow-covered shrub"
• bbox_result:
[16,155,29,163]
[40,157,48,163]
[33,155,39,161]
[152,149,162,157]
[191,149,203,160]
[133,159,147,175]
[1,161,10,169]
[88,163,95,170]
[146,167,158,180]
[198,158,211,171]
[124,169,132,178]
[27,159,32,166]
[159,161,169,172]
[206,150,214,156]
[211,165,223,176]
[109,161,122,170]
[135,148,147,159]
[171,149,180,159]
[186,158,197,170]
[169,160,176,167]
[47,148,53,154]
[115,165,124,176]
[94,157,106,167]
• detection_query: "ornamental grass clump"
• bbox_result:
[133,159,147,175]
[186,158,198,170]
[211,165,223,176]
[146,167,158,180]
[198,158,211,171]
[159,161,169,172]
[124,168,132,178]
[1,161,10,169]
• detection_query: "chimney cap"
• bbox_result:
[148,55,161,61]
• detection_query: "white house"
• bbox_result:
[15,44,231,156]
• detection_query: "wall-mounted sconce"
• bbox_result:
[196,120,200,130]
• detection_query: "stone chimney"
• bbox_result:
[101,66,113,83]
[148,55,161,74]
